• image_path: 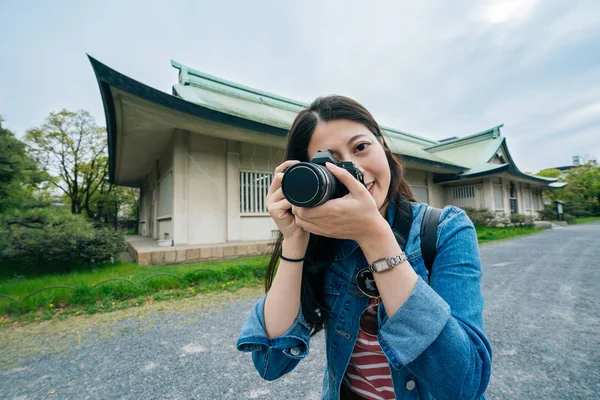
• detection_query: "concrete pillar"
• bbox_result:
[172,130,189,245]
[226,140,241,242]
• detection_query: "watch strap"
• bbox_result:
[368,252,408,274]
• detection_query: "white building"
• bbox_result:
[89,56,563,265]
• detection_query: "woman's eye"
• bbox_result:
[355,143,369,152]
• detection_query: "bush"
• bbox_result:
[540,205,557,221]
[563,213,576,224]
[462,207,504,227]
[509,213,534,227]
[0,207,127,274]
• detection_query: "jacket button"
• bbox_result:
[406,380,416,390]
[290,347,300,356]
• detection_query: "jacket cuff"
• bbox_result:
[377,277,451,369]
[236,294,313,359]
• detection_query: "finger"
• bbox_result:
[268,195,292,215]
[266,173,285,199]
[295,201,337,220]
[274,160,301,174]
[267,187,285,204]
[325,162,367,197]
[294,213,324,236]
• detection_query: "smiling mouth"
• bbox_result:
[366,182,375,194]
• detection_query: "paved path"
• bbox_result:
[1,223,599,399]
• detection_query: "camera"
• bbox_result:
[281,150,365,207]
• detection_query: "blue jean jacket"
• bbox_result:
[237,202,492,399]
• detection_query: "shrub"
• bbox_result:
[540,205,557,221]
[563,213,576,224]
[0,207,126,274]
[462,207,503,227]
[509,213,534,227]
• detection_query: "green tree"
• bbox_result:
[0,117,48,213]
[536,168,561,179]
[538,159,600,216]
[25,110,112,219]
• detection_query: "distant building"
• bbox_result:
[89,56,564,261]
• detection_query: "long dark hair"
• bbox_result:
[264,95,415,335]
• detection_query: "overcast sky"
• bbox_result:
[1,0,599,173]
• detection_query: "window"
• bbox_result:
[452,186,475,200]
[532,190,541,211]
[158,172,172,217]
[509,182,518,213]
[451,185,476,208]
[493,184,504,210]
[411,186,429,204]
[523,187,531,210]
[240,171,273,214]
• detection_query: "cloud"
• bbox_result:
[0,0,598,174]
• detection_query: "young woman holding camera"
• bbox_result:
[237,95,492,400]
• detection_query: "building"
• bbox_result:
[89,56,563,264]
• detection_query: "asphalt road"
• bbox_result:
[1,223,599,399]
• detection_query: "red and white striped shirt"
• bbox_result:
[343,297,396,400]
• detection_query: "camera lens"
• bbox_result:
[281,163,338,207]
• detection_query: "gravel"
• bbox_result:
[1,223,599,399]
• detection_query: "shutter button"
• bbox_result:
[290,347,300,356]
[406,380,416,390]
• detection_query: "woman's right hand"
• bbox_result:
[266,160,309,243]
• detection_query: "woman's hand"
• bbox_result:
[265,160,310,244]
[292,162,388,243]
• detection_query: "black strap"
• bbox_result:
[420,206,443,280]
[391,198,412,251]
[391,201,442,284]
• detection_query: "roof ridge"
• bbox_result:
[425,124,504,152]
[171,60,308,112]
[381,125,439,145]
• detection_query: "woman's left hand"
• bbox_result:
[291,162,388,243]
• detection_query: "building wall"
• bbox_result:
[138,131,553,245]
[186,134,228,244]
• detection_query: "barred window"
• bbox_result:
[452,186,475,200]
[240,171,274,214]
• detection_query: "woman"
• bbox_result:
[237,95,492,400]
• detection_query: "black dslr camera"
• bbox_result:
[281,150,365,207]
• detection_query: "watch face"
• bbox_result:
[374,259,389,272]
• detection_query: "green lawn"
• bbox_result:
[476,226,542,244]
[0,256,269,322]
[570,217,600,225]
[0,224,546,323]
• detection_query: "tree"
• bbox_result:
[25,110,111,218]
[536,168,561,179]
[0,117,47,213]
[537,159,600,216]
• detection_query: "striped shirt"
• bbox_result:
[343,297,396,400]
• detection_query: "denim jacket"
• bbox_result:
[237,202,492,399]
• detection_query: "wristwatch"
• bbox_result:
[368,252,408,274]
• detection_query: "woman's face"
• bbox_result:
[307,119,391,215]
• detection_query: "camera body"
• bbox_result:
[281,150,365,207]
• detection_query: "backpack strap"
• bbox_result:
[420,206,443,282]
[391,198,412,251]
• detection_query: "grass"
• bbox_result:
[0,223,548,325]
[0,256,269,324]
[570,216,600,225]
[476,225,543,244]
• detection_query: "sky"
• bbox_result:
[1,0,599,173]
